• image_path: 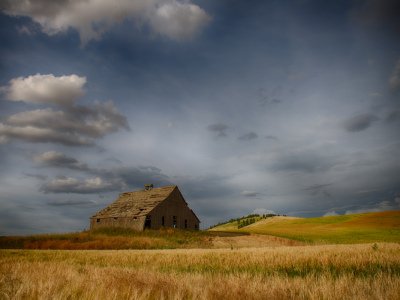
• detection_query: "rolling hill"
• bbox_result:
[209,210,400,244]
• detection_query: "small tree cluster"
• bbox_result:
[238,218,256,228]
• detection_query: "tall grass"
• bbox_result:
[0,228,217,250]
[1,243,399,299]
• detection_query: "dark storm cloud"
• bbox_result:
[46,199,97,206]
[176,174,234,200]
[207,123,228,137]
[35,151,171,194]
[0,74,129,146]
[270,151,338,173]
[238,132,258,141]
[353,0,400,33]
[35,151,89,171]
[265,135,279,141]
[303,183,332,197]
[343,113,378,132]
[110,166,171,188]
[241,190,259,197]
[23,173,48,180]
[40,176,124,194]
[386,110,400,123]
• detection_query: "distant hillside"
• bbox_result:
[209,210,400,244]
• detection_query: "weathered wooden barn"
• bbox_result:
[90,185,200,231]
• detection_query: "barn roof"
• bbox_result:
[91,185,177,219]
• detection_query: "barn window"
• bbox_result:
[172,216,177,228]
[96,219,100,223]
[162,216,165,226]
[184,219,188,229]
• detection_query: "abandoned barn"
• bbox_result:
[90,185,200,231]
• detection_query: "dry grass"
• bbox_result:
[0,228,215,250]
[210,211,400,244]
[1,243,399,299]
[0,228,301,250]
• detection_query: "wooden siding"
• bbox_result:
[89,186,200,231]
[147,187,199,230]
[90,216,145,230]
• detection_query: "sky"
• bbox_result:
[0,0,399,235]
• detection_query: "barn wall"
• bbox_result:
[90,216,145,231]
[148,188,200,230]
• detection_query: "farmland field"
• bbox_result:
[1,210,399,299]
[1,243,400,299]
[209,210,400,244]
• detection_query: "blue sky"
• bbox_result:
[0,0,399,234]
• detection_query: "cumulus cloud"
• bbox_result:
[0,74,129,146]
[1,0,210,45]
[149,1,211,40]
[238,132,258,141]
[343,113,378,132]
[207,123,228,137]
[4,74,86,106]
[389,59,400,92]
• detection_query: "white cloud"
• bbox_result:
[2,0,210,45]
[4,74,86,106]
[0,74,129,146]
[150,2,211,40]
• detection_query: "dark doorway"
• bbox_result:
[173,216,177,228]
[184,219,188,229]
[162,216,165,226]
[145,215,151,229]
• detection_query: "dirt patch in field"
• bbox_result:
[210,234,304,248]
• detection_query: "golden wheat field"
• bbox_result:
[1,243,399,300]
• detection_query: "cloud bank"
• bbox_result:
[1,0,211,44]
